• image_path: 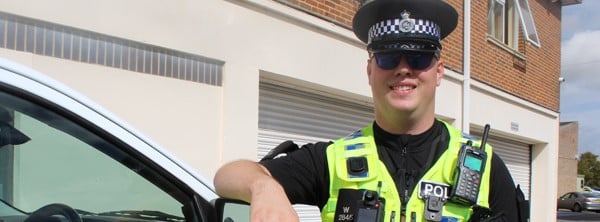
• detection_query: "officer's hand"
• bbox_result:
[249,179,300,222]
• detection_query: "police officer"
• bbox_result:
[214,0,520,221]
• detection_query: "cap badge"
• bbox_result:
[399,10,415,33]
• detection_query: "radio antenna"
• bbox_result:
[480,124,490,150]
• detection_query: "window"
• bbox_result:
[0,90,201,221]
[488,0,506,42]
[488,0,540,49]
[488,0,519,49]
[515,0,540,47]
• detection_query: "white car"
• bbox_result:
[583,186,600,194]
[0,57,247,222]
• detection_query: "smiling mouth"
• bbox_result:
[390,85,416,91]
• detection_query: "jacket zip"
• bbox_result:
[401,146,409,215]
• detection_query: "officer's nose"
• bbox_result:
[394,58,412,76]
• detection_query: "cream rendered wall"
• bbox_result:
[0,0,558,220]
[0,0,368,177]
[436,70,465,124]
[0,49,223,178]
[470,81,559,222]
[438,67,559,222]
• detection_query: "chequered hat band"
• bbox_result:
[367,18,441,44]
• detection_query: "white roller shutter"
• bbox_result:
[258,82,374,221]
[258,82,532,220]
[473,132,532,200]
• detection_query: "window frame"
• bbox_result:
[488,0,506,43]
[488,0,540,50]
[515,0,541,47]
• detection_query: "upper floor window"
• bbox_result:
[515,0,540,47]
[487,0,540,49]
[489,0,505,42]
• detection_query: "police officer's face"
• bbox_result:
[367,52,444,121]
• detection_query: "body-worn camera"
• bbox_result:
[334,188,385,222]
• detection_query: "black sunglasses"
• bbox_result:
[373,52,438,70]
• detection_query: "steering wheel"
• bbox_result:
[24,203,82,222]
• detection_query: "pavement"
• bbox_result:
[557,210,600,221]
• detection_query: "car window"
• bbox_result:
[582,193,600,198]
[214,198,250,222]
[559,193,569,199]
[0,89,201,221]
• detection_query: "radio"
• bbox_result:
[450,124,490,206]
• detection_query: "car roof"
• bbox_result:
[565,191,600,197]
[580,192,600,197]
[0,57,218,200]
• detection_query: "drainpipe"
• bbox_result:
[462,0,471,133]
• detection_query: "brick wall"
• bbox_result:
[277,0,360,28]
[467,0,561,111]
[277,0,562,112]
[559,122,579,195]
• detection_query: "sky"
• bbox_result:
[560,0,600,156]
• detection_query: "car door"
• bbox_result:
[558,193,573,209]
[0,58,219,222]
[566,193,579,208]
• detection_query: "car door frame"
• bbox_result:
[0,58,219,221]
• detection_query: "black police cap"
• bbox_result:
[352,0,458,53]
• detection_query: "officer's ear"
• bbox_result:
[367,55,374,86]
[435,58,444,86]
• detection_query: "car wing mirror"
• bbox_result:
[213,198,250,222]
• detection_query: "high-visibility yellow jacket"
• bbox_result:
[321,121,492,222]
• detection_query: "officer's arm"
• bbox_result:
[214,159,300,221]
[488,153,520,221]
